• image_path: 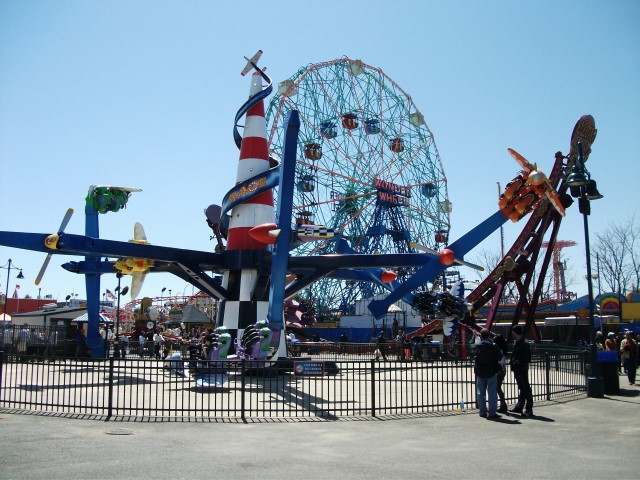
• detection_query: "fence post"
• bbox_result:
[370,359,376,418]
[545,352,551,401]
[106,356,115,421]
[0,349,3,402]
[241,359,246,422]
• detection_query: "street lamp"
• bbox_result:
[113,273,129,358]
[566,142,604,398]
[1,259,24,350]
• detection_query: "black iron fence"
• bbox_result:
[0,346,586,421]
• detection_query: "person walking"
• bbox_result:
[620,330,638,385]
[509,325,533,418]
[493,334,509,414]
[474,329,503,419]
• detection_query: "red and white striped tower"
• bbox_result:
[219,71,274,350]
[226,71,274,250]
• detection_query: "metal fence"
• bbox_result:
[0,346,586,421]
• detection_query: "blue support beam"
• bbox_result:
[267,109,300,343]
[83,206,104,358]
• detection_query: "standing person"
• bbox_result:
[619,330,638,385]
[120,333,129,356]
[472,329,482,357]
[474,329,503,419]
[509,325,533,418]
[604,332,617,351]
[44,328,58,358]
[605,332,619,374]
[17,323,30,361]
[493,334,509,414]
[595,331,605,350]
[396,330,406,361]
[153,329,164,360]
[339,331,348,355]
[616,332,626,374]
[138,331,146,358]
[74,327,86,358]
[376,332,388,361]
[412,336,423,361]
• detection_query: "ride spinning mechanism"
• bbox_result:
[202,52,332,360]
[366,144,569,334]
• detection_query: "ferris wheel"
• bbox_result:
[266,57,450,316]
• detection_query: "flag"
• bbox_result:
[106,289,116,300]
[12,288,18,299]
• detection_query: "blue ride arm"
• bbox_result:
[368,211,508,319]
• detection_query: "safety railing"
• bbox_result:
[0,348,586,421]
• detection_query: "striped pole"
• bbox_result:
[226,71,274,251]
[219,71,274,352]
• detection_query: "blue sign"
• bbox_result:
[294,361,325,376]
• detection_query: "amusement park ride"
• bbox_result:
[0,52,597,365]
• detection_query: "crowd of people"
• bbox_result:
[598,329,639,385]
[117,325,215,360]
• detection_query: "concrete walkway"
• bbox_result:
[1,387,638,480]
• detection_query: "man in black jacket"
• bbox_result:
[474,329,503,419]
[509,325,533,418]
[376,332,388,361]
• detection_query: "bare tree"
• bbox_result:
[626,215,640,292]
[592,215,639,296]
[468,247,556,304]
[469,248,503,282]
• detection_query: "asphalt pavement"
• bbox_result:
[1,386,639,480]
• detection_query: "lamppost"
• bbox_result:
[566,142,604,398]
[1,259,24,349]
[594,253,602,309]
[113,273,129,358]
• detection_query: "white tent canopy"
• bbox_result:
[73,312,113,323]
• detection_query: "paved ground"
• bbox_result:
[1,385,638,480]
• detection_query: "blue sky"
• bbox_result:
[1,0,638,303]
